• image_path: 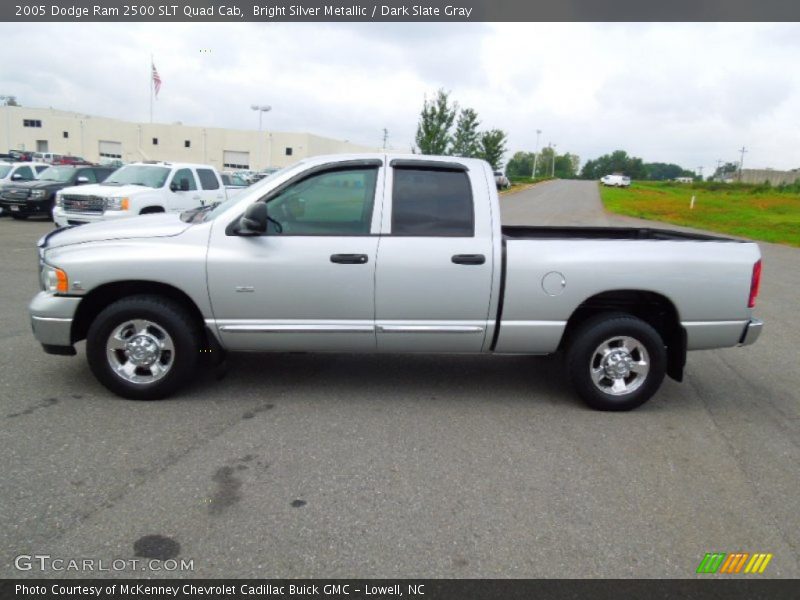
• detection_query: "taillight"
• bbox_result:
[748,259,762,308]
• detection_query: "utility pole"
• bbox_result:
[531,129,542,178]
[716,159,723,181]
[738,146,747,181]
[697,166,703,180]
[382,128,388,150]
[550,143,557,178]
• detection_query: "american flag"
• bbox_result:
[152,62,162,98]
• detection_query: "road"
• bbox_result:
[0,180,797,578]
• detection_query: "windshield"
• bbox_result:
[103,165,170,188]
[0,165,11,178]
[37,166,76,183]
[200,163,298,222]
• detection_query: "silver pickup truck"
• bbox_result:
[29,154,763,410]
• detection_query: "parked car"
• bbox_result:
[54,155,92,166]
[32,152,64,164]
[52,161,227,227]
[248,167,281,184]
[7,150,35,162]
[600,173,631,187]
[494,171,511,190]
[0,162,49,215]
[221,172,249,190]
[0,165,114,220]
[29,154,763,411]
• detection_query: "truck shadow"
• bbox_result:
[191,351,585,410]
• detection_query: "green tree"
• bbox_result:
[580,150,647,180]
[477,129,508,171]
[450,108,481,157]
[711,162,739,181]
[643,162,694,181]
[506,151,535,178]
[415,89,457,155]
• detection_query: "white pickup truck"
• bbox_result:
[53,161,226,227]
[30,154,763,410]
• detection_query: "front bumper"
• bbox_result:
[0,198,52,216]
[53,207,131,227]
[738,318,763,346]
[29,291,81,348]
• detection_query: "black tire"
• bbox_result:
[566,313,666,411]
[86,295,202,400]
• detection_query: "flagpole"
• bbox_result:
[149,54,153,123]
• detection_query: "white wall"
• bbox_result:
[0,105,380,170]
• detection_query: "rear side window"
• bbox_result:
[94,168,114,182]
[391,168,474,237]
[197,168,220,190]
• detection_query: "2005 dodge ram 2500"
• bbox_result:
[29,155,763,410]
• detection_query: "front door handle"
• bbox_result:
[330,253,369,264]
[452,254,485,265]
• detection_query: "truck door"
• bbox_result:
[167,168,201,211]
[375,160,494,352]
[206,160,383,352]
[195,167,227,206]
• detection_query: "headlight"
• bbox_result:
[30,189,47,200]
[40,264,69,293]
[55,193,63,207]
[105,196,129,210]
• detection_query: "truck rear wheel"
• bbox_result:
[86,295,201,400]
[566,313,666,411]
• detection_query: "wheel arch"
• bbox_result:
[71,280,208,346]
[560,289,686,382]
[139,206,165,214]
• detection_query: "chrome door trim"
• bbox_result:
[376,325,485,334]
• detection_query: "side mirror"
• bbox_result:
[237,203,268,235]
[180,178,190,192]
[11,173,23,181]
[170,179,190,192]
[76,176,89,184]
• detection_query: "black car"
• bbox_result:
[0,165,115,220]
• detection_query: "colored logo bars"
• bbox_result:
[696,552,773,574]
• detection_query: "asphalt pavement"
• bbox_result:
[1,180,797,578]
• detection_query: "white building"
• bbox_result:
[0,105,380,171]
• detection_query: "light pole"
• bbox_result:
[251,104,271,170]
[531,129,542,178]
[550,143,557,177]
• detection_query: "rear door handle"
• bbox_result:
[452,254,485,265]
[330,253,369,264]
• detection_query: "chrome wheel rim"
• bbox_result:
[106,319,175,384]
[590,336,650,396]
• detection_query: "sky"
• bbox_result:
[2,21,799,174]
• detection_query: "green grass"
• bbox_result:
[600,181,800,247]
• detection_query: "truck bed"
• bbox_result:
[501,225,738,242]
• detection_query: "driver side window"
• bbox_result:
[172,168,197,191]
[266,167,377,235]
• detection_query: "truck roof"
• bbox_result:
[131,161,220,170]
[298,153,489,170]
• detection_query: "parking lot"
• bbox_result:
[1,179,798,578]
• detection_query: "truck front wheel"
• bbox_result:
[566,313,666,411]
[86,295,201,400]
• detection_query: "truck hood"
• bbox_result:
[40,213,192,249]
[59,183,158,197]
